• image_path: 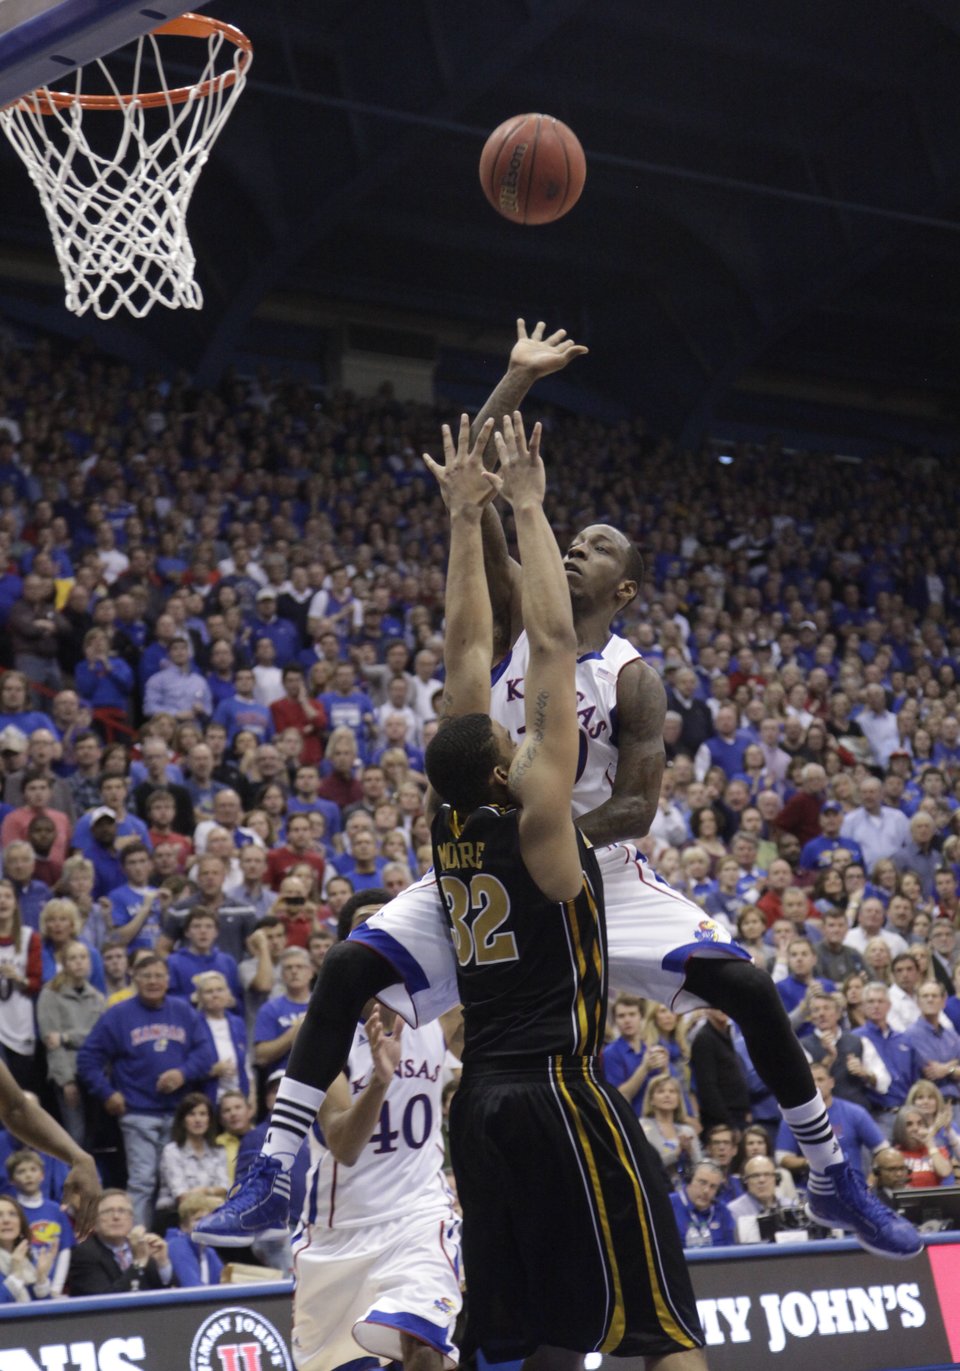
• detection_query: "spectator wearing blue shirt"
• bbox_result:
[601,993,667,1119]
[330,828,388,894]
[904,981,960,1115]
[138,614,178,688]
[77,955,216,1226]
[74,628,134,731]
[212,667,274,745]
[250,588,300,666]
[0,671,58,740]
[106,843,164,950]
[165,1194,224,1287]
[166,910,243,1007]
[776,938,835,1037]
[693,703,749,781]
[72,774,151,856]
[1,843,52,931]
[252,947,313,1078]
[205,640,238,709]
[798,801,864,872]
[857,982,923,1138]
[319,661,375,763]
[142,634,212,721]
[669,1162,736,1249]
[776,1061,884,1180]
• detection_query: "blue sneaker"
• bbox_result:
[192,1154,290,1247]
[806,1163,922,1260]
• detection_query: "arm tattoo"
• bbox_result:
[531,689,548,743]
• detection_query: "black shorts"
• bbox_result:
[449,1056,703,1361]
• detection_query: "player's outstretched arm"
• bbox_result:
[319,1006,403,1166]
[422,415,499,728]
[496,414,581,903]
[470,319,589,660]
[0,1060,100,1238]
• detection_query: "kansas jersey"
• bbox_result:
[489,630,641,822]
[432,803,606,1061]
[299,1018,450,1231]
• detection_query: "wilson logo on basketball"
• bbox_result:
[499,143,528,215]
[190,1308,292,1371]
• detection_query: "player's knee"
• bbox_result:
[685,954,781,1016]
[315,938,395,1014]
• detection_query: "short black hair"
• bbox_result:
[337,887,391,945]
[621,540,644,596]
[425,714,500,816]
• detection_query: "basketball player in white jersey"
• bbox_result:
[292,888,462,1371]
[197,338,919,1261]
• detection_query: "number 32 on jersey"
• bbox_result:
[439,873,519,968]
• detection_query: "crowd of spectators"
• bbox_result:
[0,330,960,1295]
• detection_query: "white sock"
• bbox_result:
[781,1091,843,1184]
[263,1078,325,1183]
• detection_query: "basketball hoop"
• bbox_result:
[0,13,253,319]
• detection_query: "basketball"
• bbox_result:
[479,114,586,226]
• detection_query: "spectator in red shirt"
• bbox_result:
[269,665,327,767]
[317,727,363,811]
[146,789,193,870]
[775,763,828,847]
[266,813,326,891]
[271,874,321,949]
[756,857,796,929]
[1,773,72,867]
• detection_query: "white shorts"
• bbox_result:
[291,1206,461,1371]
[351,843,749,1026]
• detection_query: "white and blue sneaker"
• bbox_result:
[806,1162,922,1260]
[193,1154,290,1247]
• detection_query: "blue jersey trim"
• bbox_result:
[576,651,603,663]
[490,649,513,687]
[661,938,752,974]
[347,925,430,996]
[360,1309,455,1356]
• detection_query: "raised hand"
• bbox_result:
[494,412,544,510]
[510,318,589,379]
[60,1153,100,1239]
[423,414,500,517]
[367,1004,404,1086]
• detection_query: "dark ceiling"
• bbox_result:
[2,0,960,446]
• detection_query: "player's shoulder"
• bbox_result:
[599,632,643,671]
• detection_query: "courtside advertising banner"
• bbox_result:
[0,1243,958,1371]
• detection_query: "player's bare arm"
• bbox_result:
[0,1059,100,1238]
[439,1006,465,1060]
[496,414,581,902]
[470,319,588,660]
[422,415,499,729]
[576,659,667,847]
[319,1005,403,1167]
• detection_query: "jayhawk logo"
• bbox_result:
[693,919,721,943]
[434,1296,457,1315]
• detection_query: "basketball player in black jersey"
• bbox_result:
[423,412,705,1369]
[197,330,918,1265]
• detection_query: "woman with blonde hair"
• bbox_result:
[642,1000,697,1123]
[193,971,249,1104]
[862,937,893,986]
[55,854,106,948]
[905,1080,960,1174]
[36,942,104,1144]
[639,1075,700,1188]
[39,898,105,993]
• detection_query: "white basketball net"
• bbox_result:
[0,24,250,319]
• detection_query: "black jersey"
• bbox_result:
[431,802,606,1062]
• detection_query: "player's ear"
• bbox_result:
[616,577,638,607]
[492,763,510,789]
